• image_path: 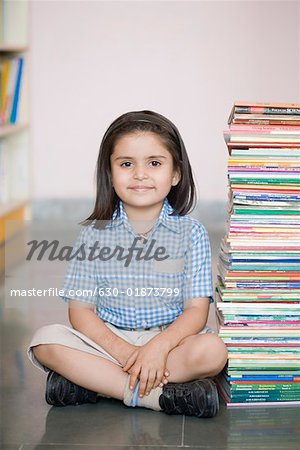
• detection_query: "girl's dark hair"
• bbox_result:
[82,110,197,225]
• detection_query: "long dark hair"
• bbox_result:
[82,110,197,225]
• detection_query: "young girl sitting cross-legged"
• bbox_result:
[28,110,228,418]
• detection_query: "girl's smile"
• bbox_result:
[129,185,155,192]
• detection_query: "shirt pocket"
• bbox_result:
[153,258,185,274]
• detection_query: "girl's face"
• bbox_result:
[110,132,180,211]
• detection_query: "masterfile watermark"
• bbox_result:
[9,287,181,298]
[26,237,170,267]
[4,219,191,310]
[10,288,66,297]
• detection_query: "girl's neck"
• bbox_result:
[122,200,164,234]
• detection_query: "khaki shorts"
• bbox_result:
[27,322,213,373]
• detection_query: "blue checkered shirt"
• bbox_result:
[61,198,213,328]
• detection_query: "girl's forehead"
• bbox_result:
[111,132,171,156]
[114,131,165,144]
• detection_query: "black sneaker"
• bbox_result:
[159,378,219,418]
[45,370,98,406]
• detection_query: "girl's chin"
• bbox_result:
[122,197,165,206]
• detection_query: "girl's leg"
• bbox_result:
[165,333,228,383]
[33,333,227,400]
[33,344,128,400]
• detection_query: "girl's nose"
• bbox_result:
[133,165,148,180]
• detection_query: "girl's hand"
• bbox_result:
[123,345,169,388]
[122,337,171,397]
[118,344,140,367]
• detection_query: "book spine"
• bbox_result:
[232,118,300,126]
[234,101,300,108]
[10,57,24,124]
[230,123,300,132]
[235,106,300,115]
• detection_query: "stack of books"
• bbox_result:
[216,102,300,407]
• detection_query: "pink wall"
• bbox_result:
[30,1,300,201]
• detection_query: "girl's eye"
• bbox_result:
[120,161,161,168]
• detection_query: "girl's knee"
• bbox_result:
[204,334,228,375]
[32,343,61,365]
[211,334,228,357]
[189,334,228,375]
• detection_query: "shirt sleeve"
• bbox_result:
[60,225,99,305]
[183,223,214,304]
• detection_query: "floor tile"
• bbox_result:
[0,445,23,450]
[22,446,185,450]
[23,447,185,450]
[36,400,182,447]
[184,404,300,449]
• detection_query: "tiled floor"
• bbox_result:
[1,221,300,449]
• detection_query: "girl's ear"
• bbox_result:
[171,170,181,186]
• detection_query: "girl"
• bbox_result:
[28,110,228,418]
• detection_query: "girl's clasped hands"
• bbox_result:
[122,336,171,397]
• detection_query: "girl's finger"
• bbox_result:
[123,351,138,372]
[157,377,168,388]
[158,377,168,388]
[129,366,141,391]
[153,380,160,389]
[144,370,156,395]
[138,369,149,398]
[153,370,163,389]
[123,359,134,372]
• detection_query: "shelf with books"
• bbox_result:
[0,0,30,271]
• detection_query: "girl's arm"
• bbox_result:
[68,300,137,366]
[157,297,210,350]
[122,297,210,396]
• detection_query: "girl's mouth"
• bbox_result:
[129,186,154,192]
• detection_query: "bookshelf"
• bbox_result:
[0,0,30,272]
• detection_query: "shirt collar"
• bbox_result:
[106,198,180,234]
